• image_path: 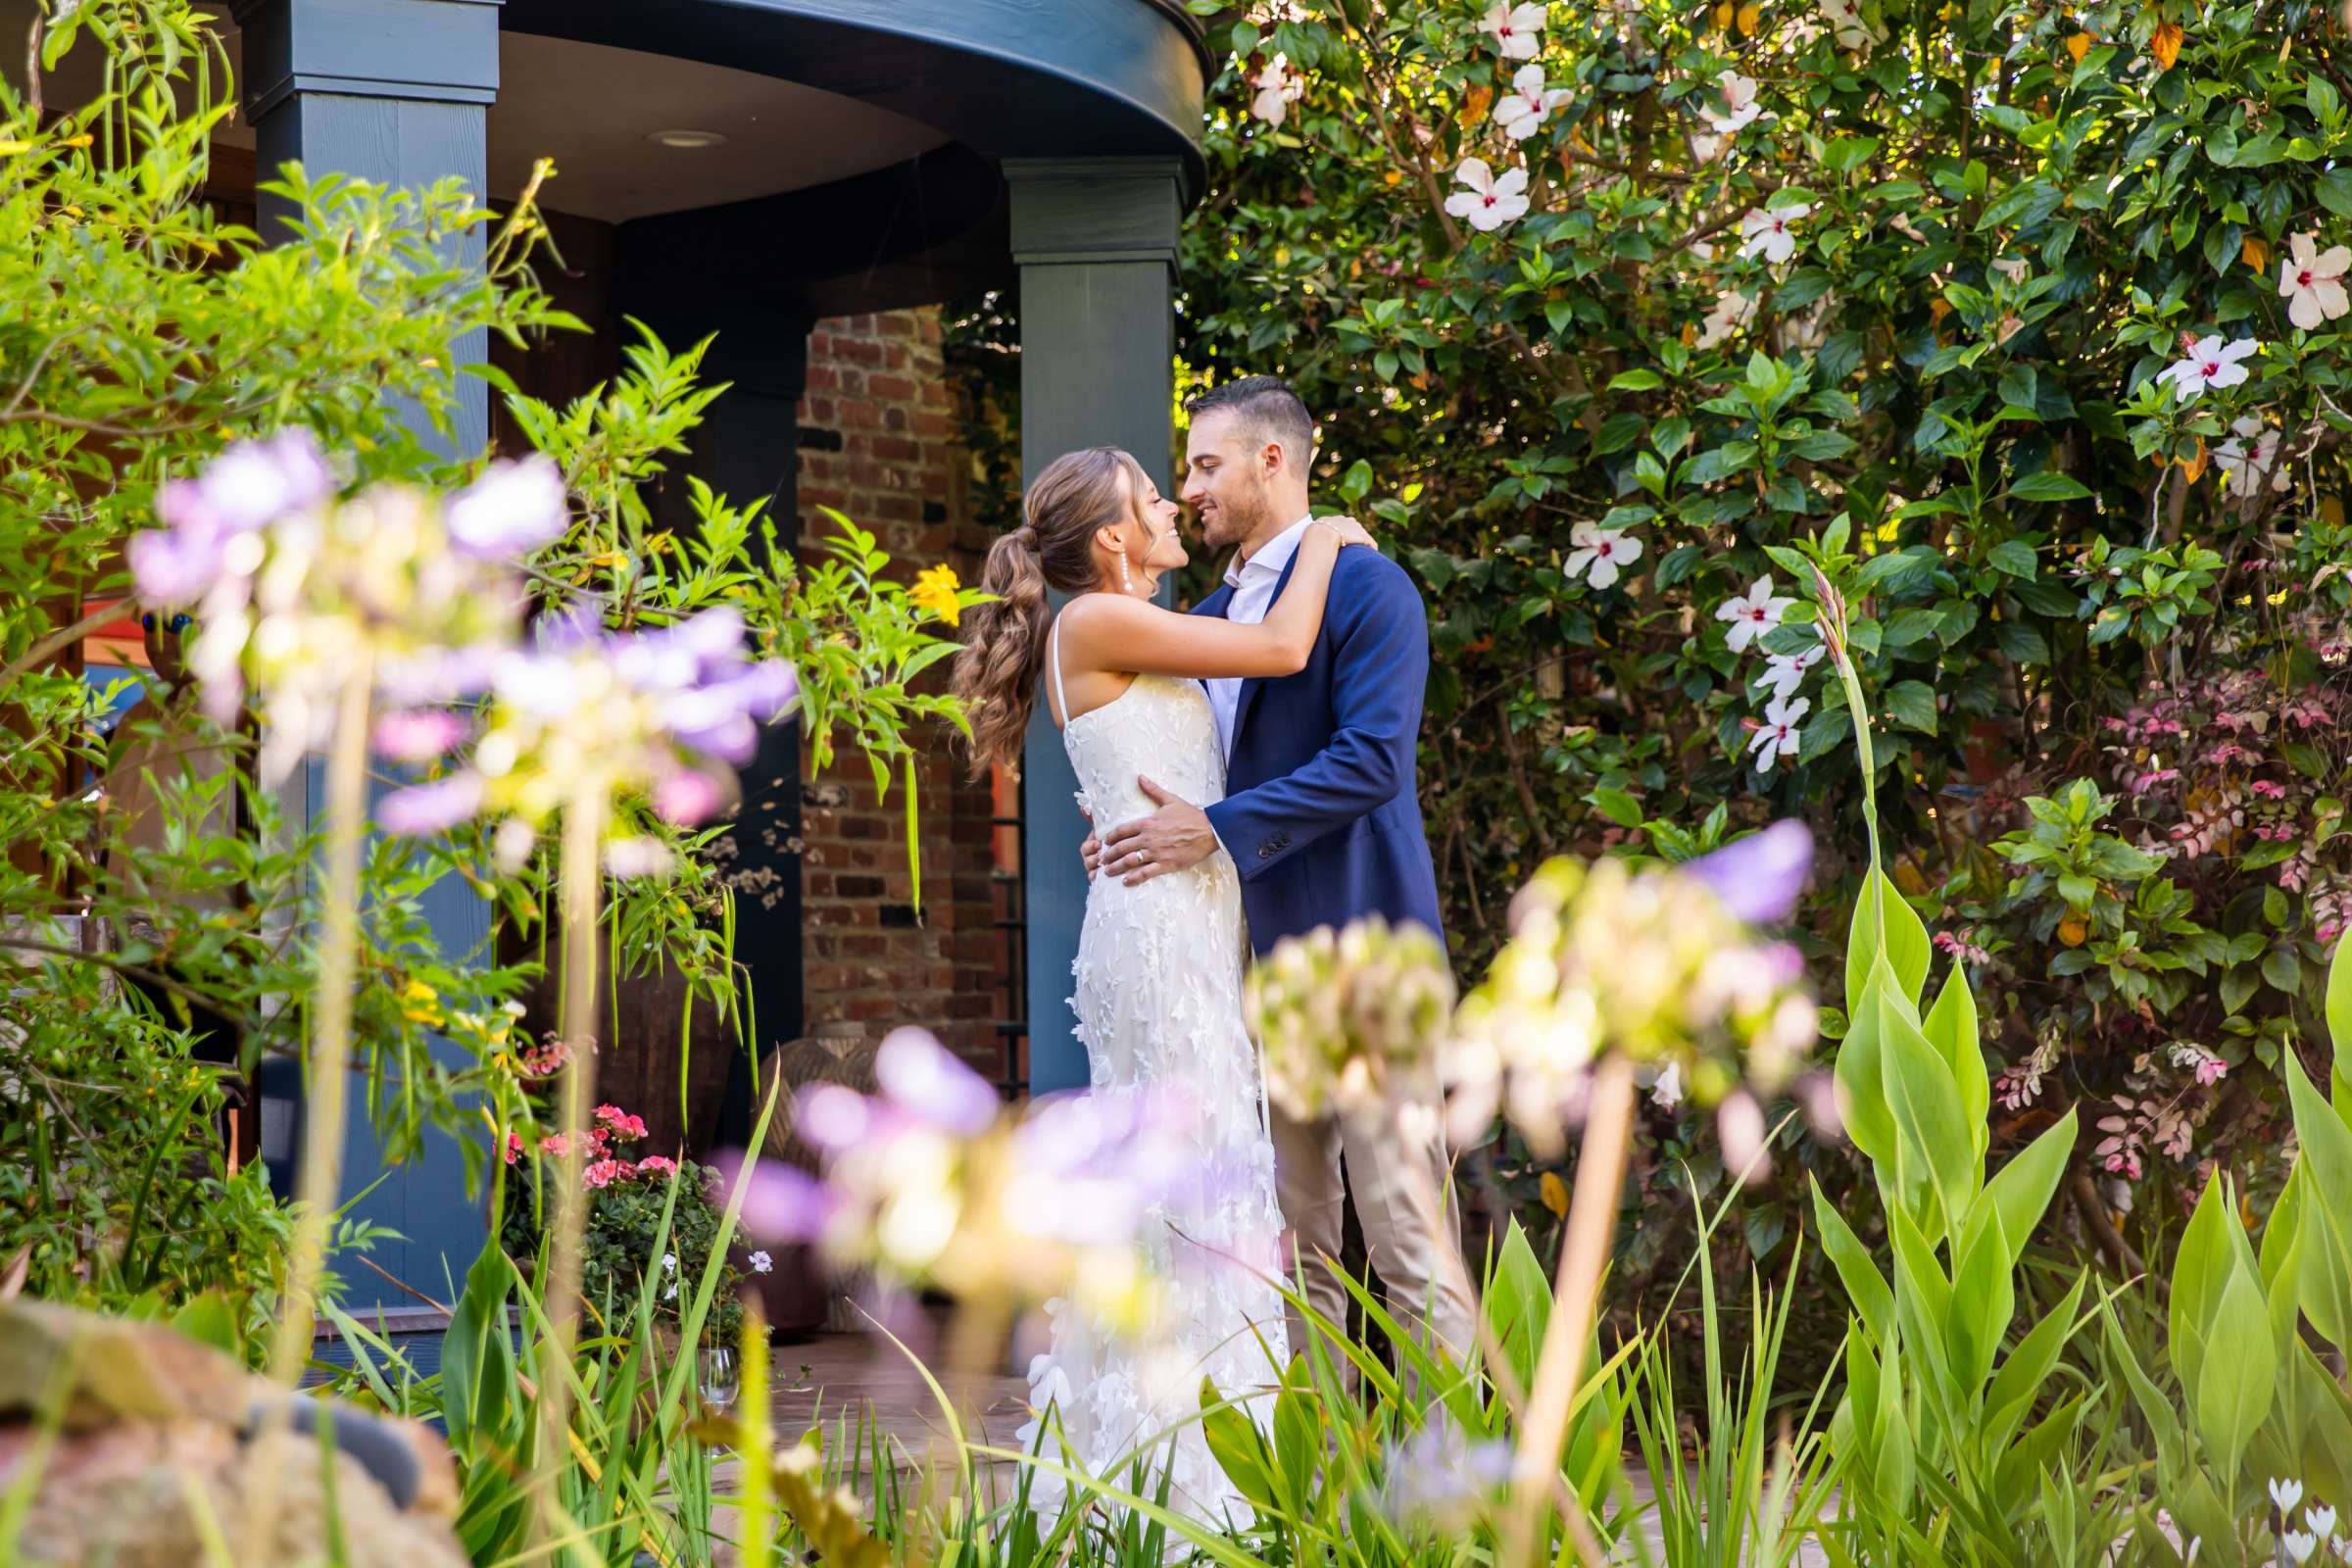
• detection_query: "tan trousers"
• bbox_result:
[1267,1072,1476,1370]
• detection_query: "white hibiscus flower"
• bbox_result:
[1716,575,1793,653]
[1739,204,1810,265]
[1700,71,1768,137]
[1696,289,1757,348]
[2215,416,2291,501]
[1749,695,1809,773]
[1493,64,1572,141]
[1818,0,1884,53]
[1478,2,1548,60]
[1565,520,1642,589]
[1758,641,1824,701]
[1445,158,1531,232]
[2279,233,2351,330]
[1251,53,1304,127]
[2160,334,2259,403]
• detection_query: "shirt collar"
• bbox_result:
[1223,513,1316,590]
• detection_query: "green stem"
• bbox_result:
[246,654,372,1555]
[269,653,373,1380]
[531,784,605,1555]
[1502,1053,1637,1568]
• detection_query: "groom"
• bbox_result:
[1086,375,1474,1360]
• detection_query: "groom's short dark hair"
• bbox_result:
[1185,375,1316,464]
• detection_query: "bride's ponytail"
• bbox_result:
[952,446,1148,777]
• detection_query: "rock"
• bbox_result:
[0,1419,469,1568]
[0,1298,256,1429]
[0,1301,468,1566]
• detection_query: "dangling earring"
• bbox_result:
[1114,544,1133,594]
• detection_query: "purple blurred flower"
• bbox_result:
[378,771,485,834]
[711,1150,835,1245]
[131,431,329,605]
[195,430,331,534]
[874,1027,1001,1136]
[128,523,229,606]
[1005,1089,1195,1248]
[1384,1416,1513,1527]
[796,1080,889,1155]
[1685,818,1813,923]
[372,709,469,762]
[445,457,568,560]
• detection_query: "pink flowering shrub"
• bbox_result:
[500,1100,748,1342]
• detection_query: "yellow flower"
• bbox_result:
[911,564,962,626]
[0,138,33,156]
[399,977,443,1025]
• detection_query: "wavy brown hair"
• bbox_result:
[951,446,1150,776]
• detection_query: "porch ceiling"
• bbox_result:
[484,33,954,223]
[0,6,957,224]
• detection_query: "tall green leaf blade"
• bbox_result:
[1812,1175,1893,1344]
[1835,963,1907,1172]
[1976,1108,2078,1270]
[1984,1274,2087,1457]
[2328,932,2352,1057]
[1947,1206,2013,1397]
[1922,966,1989,1161]
[2194,1261,2278,1480]
[2287,1054,2352,1351]
[1887,1203,1960,1417]
[1881,995,1977,1242]
[1845,865,1932,1017]
[2170,1173,2233,1401]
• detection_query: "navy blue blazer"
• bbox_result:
[1194,546,1447,958]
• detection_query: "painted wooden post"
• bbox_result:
[232,0,502,1324]
[1005,157,1183,1095]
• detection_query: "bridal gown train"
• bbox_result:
[1012,616,1291,1528]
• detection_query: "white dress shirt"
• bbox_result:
[1206,512,1314,760]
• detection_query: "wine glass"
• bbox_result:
[698,1345,740,1415]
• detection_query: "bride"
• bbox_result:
[950,445,1372,1526]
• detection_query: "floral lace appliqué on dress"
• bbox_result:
[1013,617,1290,1531]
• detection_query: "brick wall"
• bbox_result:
[792,310,1018,1086]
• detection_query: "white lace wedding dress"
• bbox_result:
[1012,615,1291,1531]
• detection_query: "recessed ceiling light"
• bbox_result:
[648,128,727,150]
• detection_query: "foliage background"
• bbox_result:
[955,0,2352,1328]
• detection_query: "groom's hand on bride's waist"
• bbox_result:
[1100,777,1217,886]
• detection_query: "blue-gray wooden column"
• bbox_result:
[1005,158,1183,1096]
[235,0,501,1320]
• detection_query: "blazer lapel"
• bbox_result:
[1230,551,1305,749]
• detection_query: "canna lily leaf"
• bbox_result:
[1974,1108,2078,1272]
[2287,1054,2352,1353]
[1922,965,1989,1163]
[2169,1174,2235,1404]
[1834,960,1905,1171]
[1881,992,1978,1243]
[2193,1259,2277,1482]
[1812,1175,1893,1345]
[1947,1205,2013,1397]
[1845,864,1932,1018]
